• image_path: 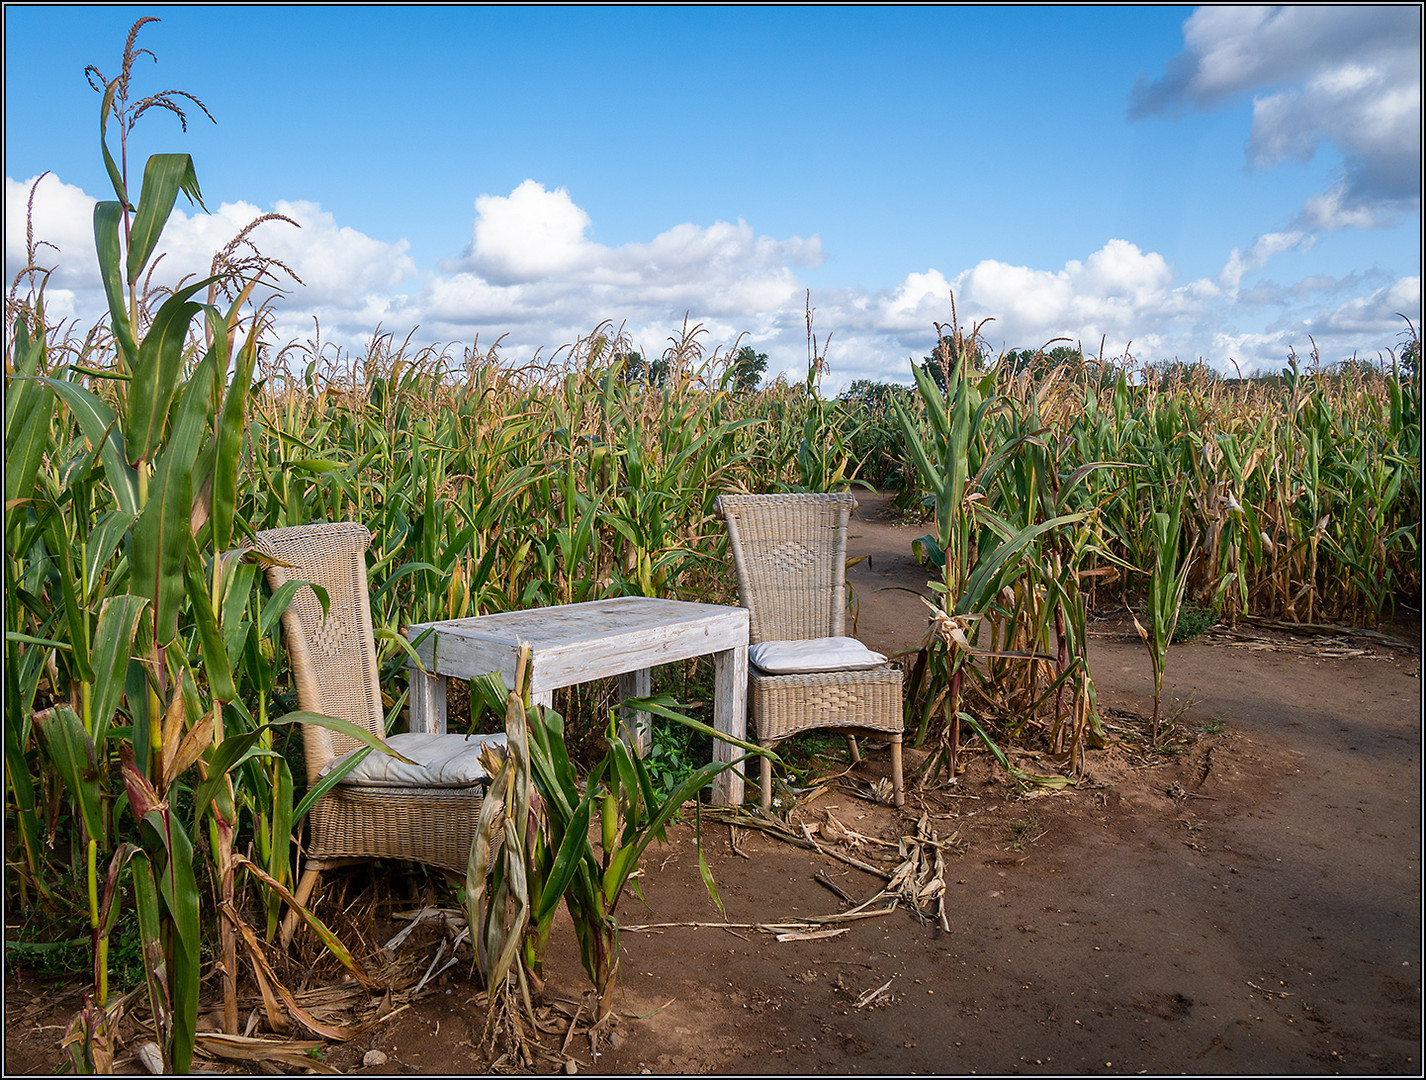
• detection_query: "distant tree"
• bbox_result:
[1143,358,1221,384]
[1398,332,1420,382]
[724,345,768,394]
[838,379,915,414]
[919,334,986,393]
[1329,355,1393,381]
[1001,345,1084,379]
[615,349,674,387]
[837,380,919,489]
[615,350,646,382]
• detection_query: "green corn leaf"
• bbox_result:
[91,201,138,368]
[621,694,774,760]
[131,352,216,644]
[256,577,328,637]
[41,515,94,685]
[288,458,347,473]
[290,747,373,824]
[128,852,173,1071]
[958,711,1070,790]
[130,450,193,647]
[188,729,272,828]
[89,594,147,751]
[96,78,126,205]
[124,278,213,466]
[4,369,53,511]
[606,737,644,835]
[268,708,418,763]
[370,560,440,602]
[125,154,203,286]
[209,318,258,552]
[183,542,234,703]
[603,755,754,907]
[628,742,659,833]
[531,790,596,925]
[33,705,104,847]
[161,827,200,1074]
[372,625,425,672]
[960,512,1086,615]
[219,559,258,659]
[891,393,946,504]
[37,377,139,514]
[82,511,136,603]
[118,746,200,1073]
[695,802,726,919]
[3,707,46,889]
[265,756,295,928]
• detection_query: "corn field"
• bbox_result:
[4,17,1420,1072]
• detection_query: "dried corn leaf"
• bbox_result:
[775,926,849,943]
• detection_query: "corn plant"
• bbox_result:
[6,21,391,1070]
[892,318,1120,784]
[467,655,771,1048]
[1132,490,1196,743]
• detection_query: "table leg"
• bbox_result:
[710,644,748,807]
[408,664,447,734]
[616,669,652,755]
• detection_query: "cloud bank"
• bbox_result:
[1130,5,1421,230]
[5,170,1418,393]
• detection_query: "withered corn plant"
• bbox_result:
[466,652,771,1062]
[893,315,1121,787]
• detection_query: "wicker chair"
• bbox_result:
[250,521,499,946]
[715,492,904,810]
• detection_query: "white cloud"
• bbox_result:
[457,180,594,284]
[948,240,1188,349]
[6,171,1419,390]
[5,173,98,300]
[1306,275,1420,339]
[1219,231,1312,292]
[4,174,418,344]
[423,181,821,354]
[1131,5,1420,229]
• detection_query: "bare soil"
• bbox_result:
[5,491,1421,1075]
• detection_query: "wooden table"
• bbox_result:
[407,596,751,806]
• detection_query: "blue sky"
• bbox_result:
[5,5,1420,389]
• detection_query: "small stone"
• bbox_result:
[363,1049,389,1068]
[563,1059,578,1074]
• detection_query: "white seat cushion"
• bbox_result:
[320,731,507,787]
[749,637,888,675]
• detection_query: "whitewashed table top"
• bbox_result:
[413,595,744,647]
[408,596,749,690]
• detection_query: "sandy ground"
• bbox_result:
[4,491,1421,1075]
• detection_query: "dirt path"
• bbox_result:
[557,491,1421,1076]
[5,492,1420,1074]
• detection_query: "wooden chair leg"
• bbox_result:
[890,736,904,807]
[280,866,322,949]
[845,735,861,763]
[761,752,774,812]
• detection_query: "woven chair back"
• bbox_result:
[250,522,385,784]
[715,492,856,644]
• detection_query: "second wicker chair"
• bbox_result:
[715,492,905,810]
